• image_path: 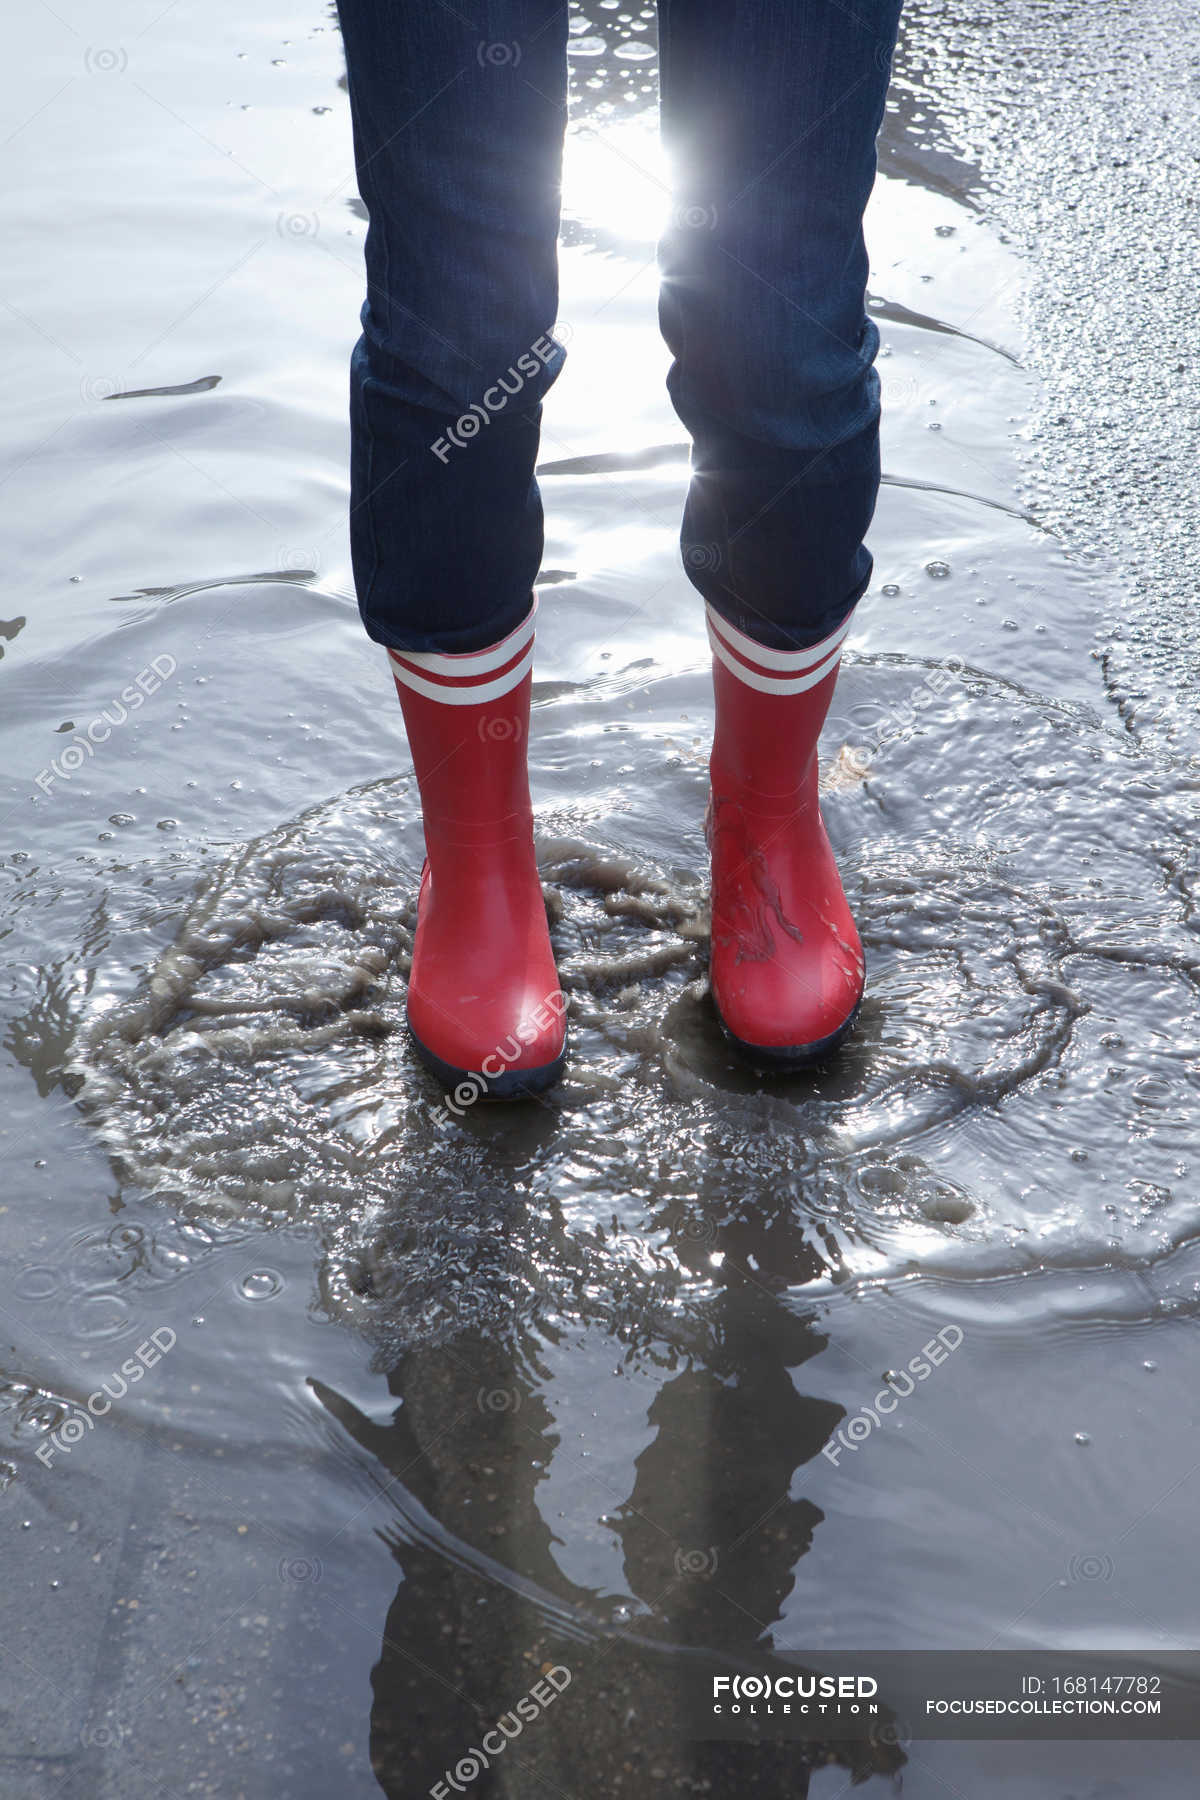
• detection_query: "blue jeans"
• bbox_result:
[336,0,903,654]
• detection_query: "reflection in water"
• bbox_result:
[315,1234,902,1795]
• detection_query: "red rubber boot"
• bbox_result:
[388,597,566,1100]
[706,603,865,1067]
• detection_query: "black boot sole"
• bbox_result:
[715,997,862,1073]
[407,1016,567,1103]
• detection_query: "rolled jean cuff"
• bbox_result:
[680,472,878,651]
[697,554,871,655]
[361,591,538,658]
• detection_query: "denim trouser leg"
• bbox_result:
[335,1,900,654]
[659,0,903,650]
[335,2,569,653]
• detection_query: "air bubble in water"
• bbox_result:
[238,1268,284,1302]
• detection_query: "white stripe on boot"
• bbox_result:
[705,603,852,695]
[387,598,537,704]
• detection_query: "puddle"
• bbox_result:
[1,2,1198,1797]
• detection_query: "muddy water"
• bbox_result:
[2,3,1199,1797]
